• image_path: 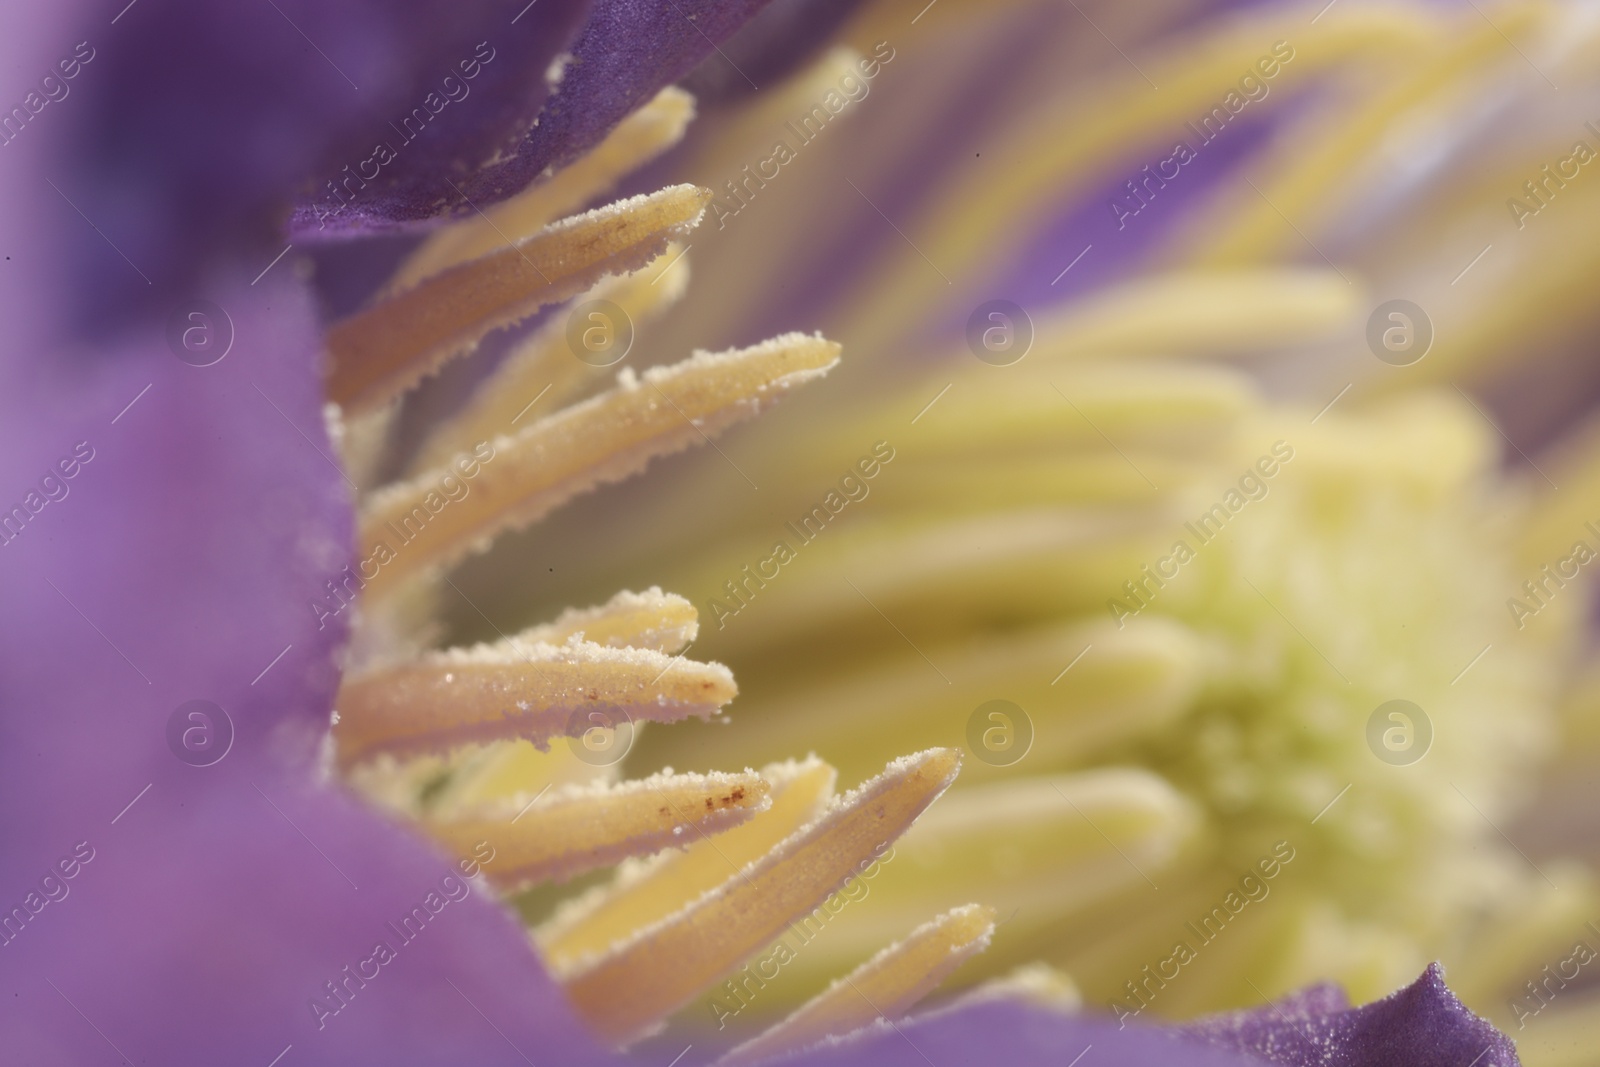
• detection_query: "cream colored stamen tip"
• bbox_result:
[932,962,1082,1018]
[556,748,962,1045]
[325,183,713,414]
[937,902,996,937]
[427,769,773,888]
[886,747,962,789]
[656,331,843,391]
[715,903,996,1067]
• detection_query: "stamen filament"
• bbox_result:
[558,749,962,1044]
[325,184,710,413]
[497,586,700,654]
[752,771,1200,991]
[539,757,838,969]
[426,769,770,889]
[410,245,692,472]
[651,619,1203,783]
[333,637,736,766]
[717,904,996,1067]
[356,332,840,597]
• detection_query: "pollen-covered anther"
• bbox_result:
[324,183,711,414]
[497,586,700,655]
[356,332,841,598]
[425,769,770,890]
[539,756,838,969]
[717,903,997,1067]
[331,636,736,767]
[557,748,962,1046]
[409,244,692,472]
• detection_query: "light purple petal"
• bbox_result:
[0,266,607,1065]
[790,999,1271,1067]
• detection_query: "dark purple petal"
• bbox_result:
[1182,965,1521,1067]
[680,0,868,104]
[286,1,594,239]
[62,0,588,324]
[284,0,796,238]
[333,0,782,231]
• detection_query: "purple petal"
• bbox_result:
[287,1,595,238]
[790,999,1271,1067]
[292,0,793,238]
[680,0,868,104]
[1182,964,1522,1067]
[292,0,783,238]
[0,265,606,1064]
[471,0,781,195]
[61,1,589,319]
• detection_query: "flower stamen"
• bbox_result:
[716,903,997,1067]
[557,748,962,1045]
[391,87,698,292]
[326,184,710,413]
[356,332,840,597]
[425,769,771,889]
[409,244,692,471]
[539,756,839,969]
[333,636,736,766]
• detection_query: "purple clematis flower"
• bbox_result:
[0,1,1531,1064]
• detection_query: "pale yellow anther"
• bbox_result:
[909,364,1257,462]
[718,904,996,1067]
[836,5,1441,358]
[758,771,1200,991]
[425,769,770,889]
[356,332,840,598]
[686,508,1168,660]
[325,184,710,414]
[652,618,1204,785]
[935,962,1082,1015]
[332,637,736,766]
[409,247,692,472]
[426,740,624,816]
[539,757,838,969]
[558,749,962,1045]
[1183,14,1538,267]
[499,587,700,655]
[1020,271,1361,364]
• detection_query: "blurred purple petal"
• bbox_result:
[680,0,867,104]
[797,966,1522,1067]
[0,266,606,1064]
[796,999,1270,1067]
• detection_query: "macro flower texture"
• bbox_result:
[5,0,1600,1064]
